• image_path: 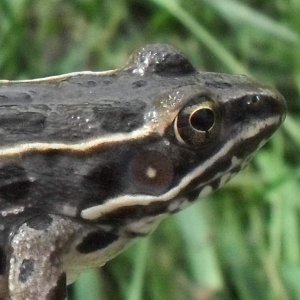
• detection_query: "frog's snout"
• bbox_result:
[273,91,287,125]
[253,87,287,127]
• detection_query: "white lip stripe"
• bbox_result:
[81,115,281,220]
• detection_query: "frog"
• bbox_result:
[0,44,286,299]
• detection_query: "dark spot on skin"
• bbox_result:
[73,78,98,88]
[0,164,31,201]
[20,92,32,101]
[0,95,8,100]
[93,100,145,133]
[132,80,147,88]
[49,252,61,267]
[26,215,53,230]
[18,259,34,283]
[76,230,119,254]
[0,91,33,104]
[0,247,6,274]
[186,188,202,202]
[0,112,46,134]
[180,157,232,197]
[103,78,112,85]
[86,80,97,87]
[210,178,221,190]
[125,231,149,238]
[205,80,232,89]
[101,111,144,132]
[200,158,232,182]
[46,273,66,300]
[83,163,123,203]
[185,179,220,204]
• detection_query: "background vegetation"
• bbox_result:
[0,0,299,299]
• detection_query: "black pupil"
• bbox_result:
[190,108,215,131]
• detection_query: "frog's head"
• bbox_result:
[81,44,286,227]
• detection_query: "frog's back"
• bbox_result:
[0,73,152,146]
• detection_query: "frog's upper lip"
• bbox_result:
[256,86,286,127]
[278,94,287,125]
[268,88,287,124]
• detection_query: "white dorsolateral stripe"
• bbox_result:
[0,95,183,157]
[0,127,151,157]
[0,70,116,84]
[81,115,281,220]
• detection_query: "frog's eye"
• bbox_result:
[174,97,221,147]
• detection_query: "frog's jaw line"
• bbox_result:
[81,115,281,221]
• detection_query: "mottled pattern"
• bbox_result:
[8,215,78,300]
[18,259,34,283]
[0,164,30,202]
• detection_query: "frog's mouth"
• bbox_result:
[81,114,283,222]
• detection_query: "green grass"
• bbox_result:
[1,0,299,299]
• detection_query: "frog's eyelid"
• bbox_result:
[125,43,196,76]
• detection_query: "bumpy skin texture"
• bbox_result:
[0,44,285,299]
[8,215,71,300]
